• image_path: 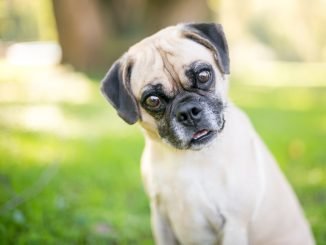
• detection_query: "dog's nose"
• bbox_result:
[176,103,202,126]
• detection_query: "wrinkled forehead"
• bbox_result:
[126,30,216,99]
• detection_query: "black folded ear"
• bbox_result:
[100,60,139,124]
[183,23,230,74]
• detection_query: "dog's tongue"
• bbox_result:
[192,129,209,140]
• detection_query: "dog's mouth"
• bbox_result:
[189,115,225,147]
[191,129,216,144]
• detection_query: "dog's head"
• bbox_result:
[101,23,230,150]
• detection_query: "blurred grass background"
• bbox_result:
[0,0,325,244]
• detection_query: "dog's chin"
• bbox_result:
[162,116,225,151]
[163,129,217,151]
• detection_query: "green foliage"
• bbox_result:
[0,0,57,41]
[0,66,325,243]
[215,0,326,62]
[249,17,302,61]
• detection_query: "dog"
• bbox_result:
[100,23,315,245]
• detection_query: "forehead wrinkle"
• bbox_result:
[132,44,159,78]
[140,45,170,88]
[140,44,157,68]
[131,43,176,100]
[155,42,183,93]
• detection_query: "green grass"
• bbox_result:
[0,67,325,244]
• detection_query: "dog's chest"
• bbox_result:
[142,151,228,243]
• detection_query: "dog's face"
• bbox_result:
[101,23,230,150]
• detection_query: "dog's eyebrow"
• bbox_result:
[140,83,171,101]
[141,84,164,96]
[192,61,213,71]
[185,61,213,81]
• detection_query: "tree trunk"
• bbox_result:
[52,0,107,72]
[52,0,212,73]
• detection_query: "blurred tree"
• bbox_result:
[52,0,213,73]
[215,0,326,63]
[0,0,57,57]
[52,0,107,73]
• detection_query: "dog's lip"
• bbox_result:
[192,129,210,140]
[190,129,216,145]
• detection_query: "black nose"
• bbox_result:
[175,102,202,126]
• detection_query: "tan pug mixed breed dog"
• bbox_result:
[101,23,315,245]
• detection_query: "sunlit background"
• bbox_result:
[0,0,325,243]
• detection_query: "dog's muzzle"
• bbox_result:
[167,92,224,149]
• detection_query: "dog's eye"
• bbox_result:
[197,70,211,83]
[145,95,161,109]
